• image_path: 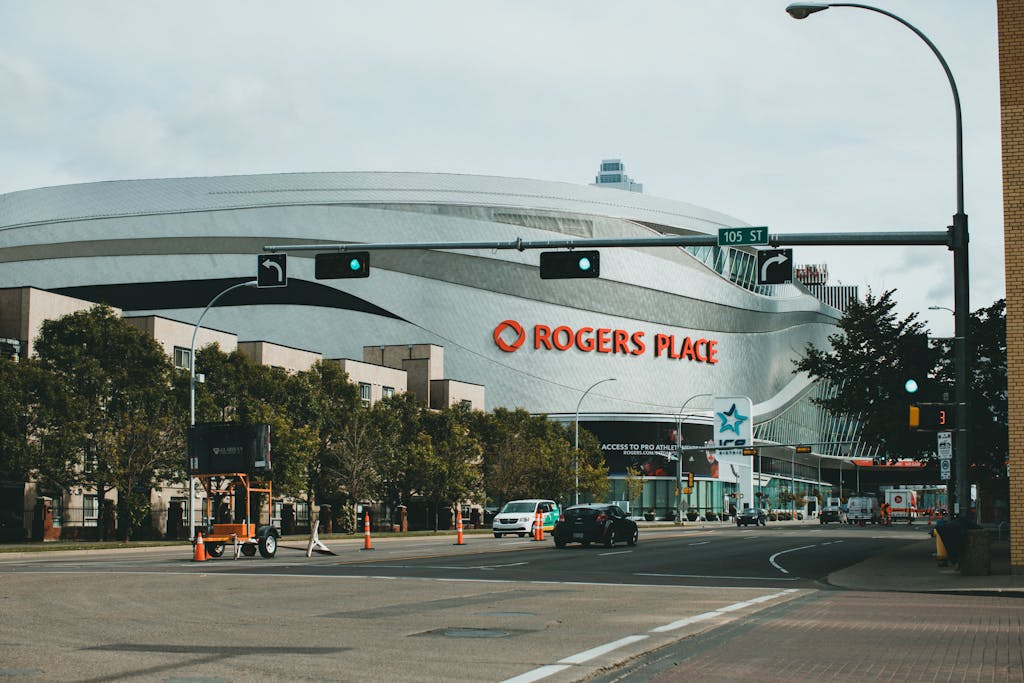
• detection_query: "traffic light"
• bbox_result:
[687,472,694,488]
[539,250,600,279]
[901,332,933,398]
[909,403,956,430]
[742,447,758,456]
[315,252,370,279]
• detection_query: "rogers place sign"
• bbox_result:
[493,320,719,364]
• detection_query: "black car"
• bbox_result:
[736,507,766,527]
[552,503,638,548]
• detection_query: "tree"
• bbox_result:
[417,405,483,530]
[623,465,646,513]
[794,289,940,459]
[34,306,182,540]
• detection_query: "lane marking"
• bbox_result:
[503,588,800,682]
[688,541,710,546]
[769,544,818,574]
[636,572,799,582]
[501,665,571,683]
[558,635,649,664]
[598,550,632,557]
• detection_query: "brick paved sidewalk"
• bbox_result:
[595,589,1024,683]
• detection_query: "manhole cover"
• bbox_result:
[442,628,510,638]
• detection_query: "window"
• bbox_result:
[83,495,99,527]
[173,346,192,370]
[460,399,473,408]
[601,162,623,172]
[382,386,395,399]
[359,383,371,408]
[84,447,97,474]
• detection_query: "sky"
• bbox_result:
[0,1,1003,338]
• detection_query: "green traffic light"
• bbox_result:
[578,256,592,272]
[904,378,919,394]
[349,257,362,272]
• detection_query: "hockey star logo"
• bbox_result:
[493,319,526,352]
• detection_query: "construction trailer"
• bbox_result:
[188,423,280,558]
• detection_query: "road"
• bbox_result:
[0,522,1013,682]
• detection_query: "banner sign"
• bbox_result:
[578,420,717,478]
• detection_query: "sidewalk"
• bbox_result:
[827,531,1024,594]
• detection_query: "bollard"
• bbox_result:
[363,511,374,550]
[454,508,465,545]
[534,510,544,541]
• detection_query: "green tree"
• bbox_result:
[369,392,425,515]
[34,306,182,540]
[417,405,483,530]
[794,289,939,459]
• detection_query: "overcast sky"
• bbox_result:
[0,1,1002,337]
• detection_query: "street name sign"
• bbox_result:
[718,227,768,247]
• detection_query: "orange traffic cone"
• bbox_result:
[192,532,207,562]
[534,510,544,541]
[454,508,465,545]
[363,511,374,550]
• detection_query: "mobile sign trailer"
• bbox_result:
[197,472,278,558]
[188,423,280,559]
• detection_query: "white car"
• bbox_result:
[492,499,560,538]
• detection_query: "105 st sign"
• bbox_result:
[718,226,768,246]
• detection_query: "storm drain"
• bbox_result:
[0,670,43,678]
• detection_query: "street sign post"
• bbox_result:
[717,227,768,247]
[937,431,952,481]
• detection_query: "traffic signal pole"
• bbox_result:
[266,225,969,520]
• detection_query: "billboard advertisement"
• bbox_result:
[579,420,717,478]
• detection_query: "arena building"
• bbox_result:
[0,171,855,525]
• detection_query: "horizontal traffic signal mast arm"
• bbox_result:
[264,229,952,253]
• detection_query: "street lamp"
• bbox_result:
[574,378,616,506]
[188,280,258,540]
[928,305,955,314]
[675,393,712,523]
[786,2,971,520]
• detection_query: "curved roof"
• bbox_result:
[0,171,747,234]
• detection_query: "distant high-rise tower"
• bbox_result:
[591,159,643,193]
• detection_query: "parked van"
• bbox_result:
[847,493,881,525]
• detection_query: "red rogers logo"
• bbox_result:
[492,320,719,364]
[493,319,526,352]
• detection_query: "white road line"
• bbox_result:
[688,541,710,546]
[501,664,571,683]
[502,589,799,682]
[597,550,632,557]
[769,544,818,574]
[636,572,799,582]
[558,635,650,664]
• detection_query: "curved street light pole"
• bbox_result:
[575,378,616,506]
[188,280,258,540]
[787,2,970,520]
[675,393,713,523]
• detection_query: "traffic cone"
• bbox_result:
[454,508,465,545]
[533,510,543,541]
[363,511,374,550]
[192,532,207,562]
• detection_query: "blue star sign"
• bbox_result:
[717,403,748,435]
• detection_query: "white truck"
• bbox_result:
[847,493,881,525]
[884,489,918,520]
